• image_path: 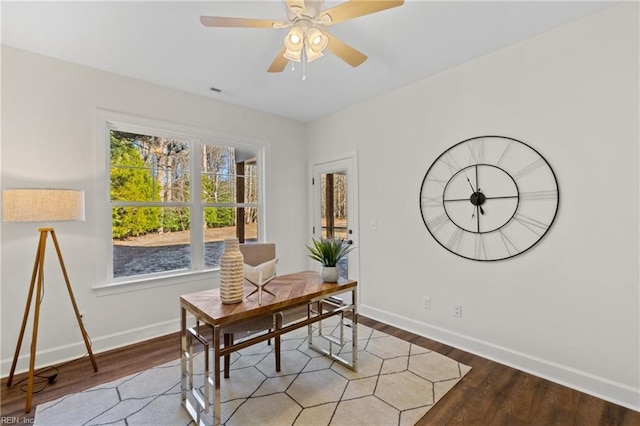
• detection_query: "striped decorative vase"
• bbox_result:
[219,238,244,304]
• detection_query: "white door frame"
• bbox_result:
[309,151,359,283]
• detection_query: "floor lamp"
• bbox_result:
[2,188,98,413]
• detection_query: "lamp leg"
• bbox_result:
[25,240,47,413]
[49,230,98,372]
[6,230,47,388]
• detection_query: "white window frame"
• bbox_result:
[94,109,268,295]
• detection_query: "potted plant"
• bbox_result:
[306,237,353,282]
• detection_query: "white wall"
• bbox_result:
[307,4,639,410]
[1,46,308,374]
[2,2,638,411]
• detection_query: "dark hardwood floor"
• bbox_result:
[1,316,638,425]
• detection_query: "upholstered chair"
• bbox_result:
[222,243,282,378]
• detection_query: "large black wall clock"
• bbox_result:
[419,135,559,261]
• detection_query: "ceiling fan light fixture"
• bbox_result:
[201,0,406,73]
[306,28,328,51]
[284,47,302,62]
[283,26,304,62]
[305,44,324,62]
[304,28,327,63]
[284,27,304,49]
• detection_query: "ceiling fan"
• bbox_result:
[200,0,404,73]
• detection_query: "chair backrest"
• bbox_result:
[239,243,276,266]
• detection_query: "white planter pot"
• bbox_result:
[321,266,339,283]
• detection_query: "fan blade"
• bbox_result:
[200,16,283,29]
[320,0,404,25]
[267,47,289,73]
[325,33,367,67]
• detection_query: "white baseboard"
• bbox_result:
[359,304,640,412]
[1,318,180,378]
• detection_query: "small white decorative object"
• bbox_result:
[219,238,244,304]
[244,258,278,305]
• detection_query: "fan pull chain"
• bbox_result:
[288,53,307,81]
[302,49,307,81]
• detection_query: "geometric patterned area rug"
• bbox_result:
[35,318,470,426]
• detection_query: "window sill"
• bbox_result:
[93,269,219,296]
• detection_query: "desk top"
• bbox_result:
[180,271,357,327]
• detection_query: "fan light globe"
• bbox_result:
[306,28,328,52]
[305,45,324,62]
[284,48,302,62]
[284,26,304,62]
[284,27,304,49]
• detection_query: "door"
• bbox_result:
[311,153,359,282]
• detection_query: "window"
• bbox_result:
[108,124,261,282]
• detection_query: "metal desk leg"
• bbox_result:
[213,325,221,426]
[352,288,358,371]
[307,292,358,372]
[180,307,187,408]
[181,309,213,426]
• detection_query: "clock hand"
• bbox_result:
[466,176,476,193]
[474,165,486,216]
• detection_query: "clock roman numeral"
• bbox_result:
[513,158,546,180]
[467,138,485,165]
[474,233,487,260]
[498,229,518,257]
[496,140,514,167]
[441,152,462,177]
[421,193,443,207]
[520,189,558,200]
[425,176,448,188]
[446,227,464,251]
[426,213,450,233]
[513,213,549,236]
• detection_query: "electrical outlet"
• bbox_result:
[423,296,431,310]
[453,304,462,318]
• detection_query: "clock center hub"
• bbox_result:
[470,191,486,206]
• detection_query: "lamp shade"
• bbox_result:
[2,188,85,222]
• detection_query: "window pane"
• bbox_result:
[201,144,236,202]
[111,131,190,202]
[203,207,258,268]
[321,173,348,239]
[241,162,258,204]
[112,207,191,278]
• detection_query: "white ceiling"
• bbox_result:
[2,1,616,122]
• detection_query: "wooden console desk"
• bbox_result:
[180,271,358,426]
